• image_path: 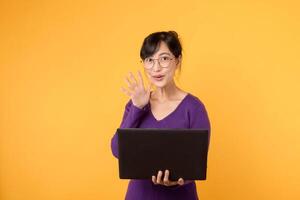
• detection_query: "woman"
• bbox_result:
[111,31,211,200]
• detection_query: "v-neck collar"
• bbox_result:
[149,92,190,122]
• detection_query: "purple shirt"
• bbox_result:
[111,93,211,200]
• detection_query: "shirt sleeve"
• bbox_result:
[173,98,211,188]
[188,98,211,150]
[110,99,150,159]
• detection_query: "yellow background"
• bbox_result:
[1,0,299,199]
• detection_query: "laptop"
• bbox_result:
[117,128,209,181]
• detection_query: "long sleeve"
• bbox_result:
[173,98,211,188]
[110,99,150,159]
[188,98,211,150]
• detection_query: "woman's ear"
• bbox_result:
[176,55,182,65]
[175,55,182,70]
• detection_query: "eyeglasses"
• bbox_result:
[141,56,175,70]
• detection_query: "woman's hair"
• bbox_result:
[140,31,182,60]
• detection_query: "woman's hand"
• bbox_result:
[121,71,152,109]
[152,170,185,187]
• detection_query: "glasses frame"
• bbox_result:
[140,56,176,70]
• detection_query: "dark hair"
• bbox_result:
[140,31,182,60]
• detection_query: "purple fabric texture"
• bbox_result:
[111,93,211,200]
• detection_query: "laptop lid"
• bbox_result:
[117,128,209,181]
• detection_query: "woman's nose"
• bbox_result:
[152,60,162,71]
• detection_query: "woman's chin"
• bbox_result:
[151,81,167,88]
[149,77,169,88]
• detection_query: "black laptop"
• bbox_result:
[117,128,209,181]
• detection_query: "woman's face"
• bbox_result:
[143,41,181,88]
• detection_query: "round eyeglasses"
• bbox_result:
[141,56,175,70]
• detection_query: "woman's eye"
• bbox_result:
[145,58,152,63]
[161,57,169,61]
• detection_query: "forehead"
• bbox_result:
[152,42,172,57]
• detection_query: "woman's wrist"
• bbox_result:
[132,102,149,110]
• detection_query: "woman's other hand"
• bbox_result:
[152,170,185,186]
[121,71,152,109]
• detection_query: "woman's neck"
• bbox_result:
[151,80,181,102]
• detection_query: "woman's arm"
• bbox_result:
[110,100,149,159]
[189,99,211,150]
[175,98,211,188]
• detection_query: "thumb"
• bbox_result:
[147,82,152,93]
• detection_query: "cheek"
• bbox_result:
[165,69,176,79]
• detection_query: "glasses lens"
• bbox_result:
[159,57,171,68]
[143,58,153,69]
[143,57,173,69]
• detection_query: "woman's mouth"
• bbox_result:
[152,75,165,81]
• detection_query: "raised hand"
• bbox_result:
[121,71,152,109]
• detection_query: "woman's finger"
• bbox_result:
[125,77,135,90]
[152,175,157,185]
[129,72,138,86]
[168,181,178,186]
[120,87,132,97]
[156,170,163,184]
[137,70,144,88]
[163,170,170,186]
[146,81,153,93]
[177,178,184,186]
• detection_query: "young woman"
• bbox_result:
[111,31,211,200]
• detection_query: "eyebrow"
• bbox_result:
[158,52,171,56]
[148,52,172,59]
